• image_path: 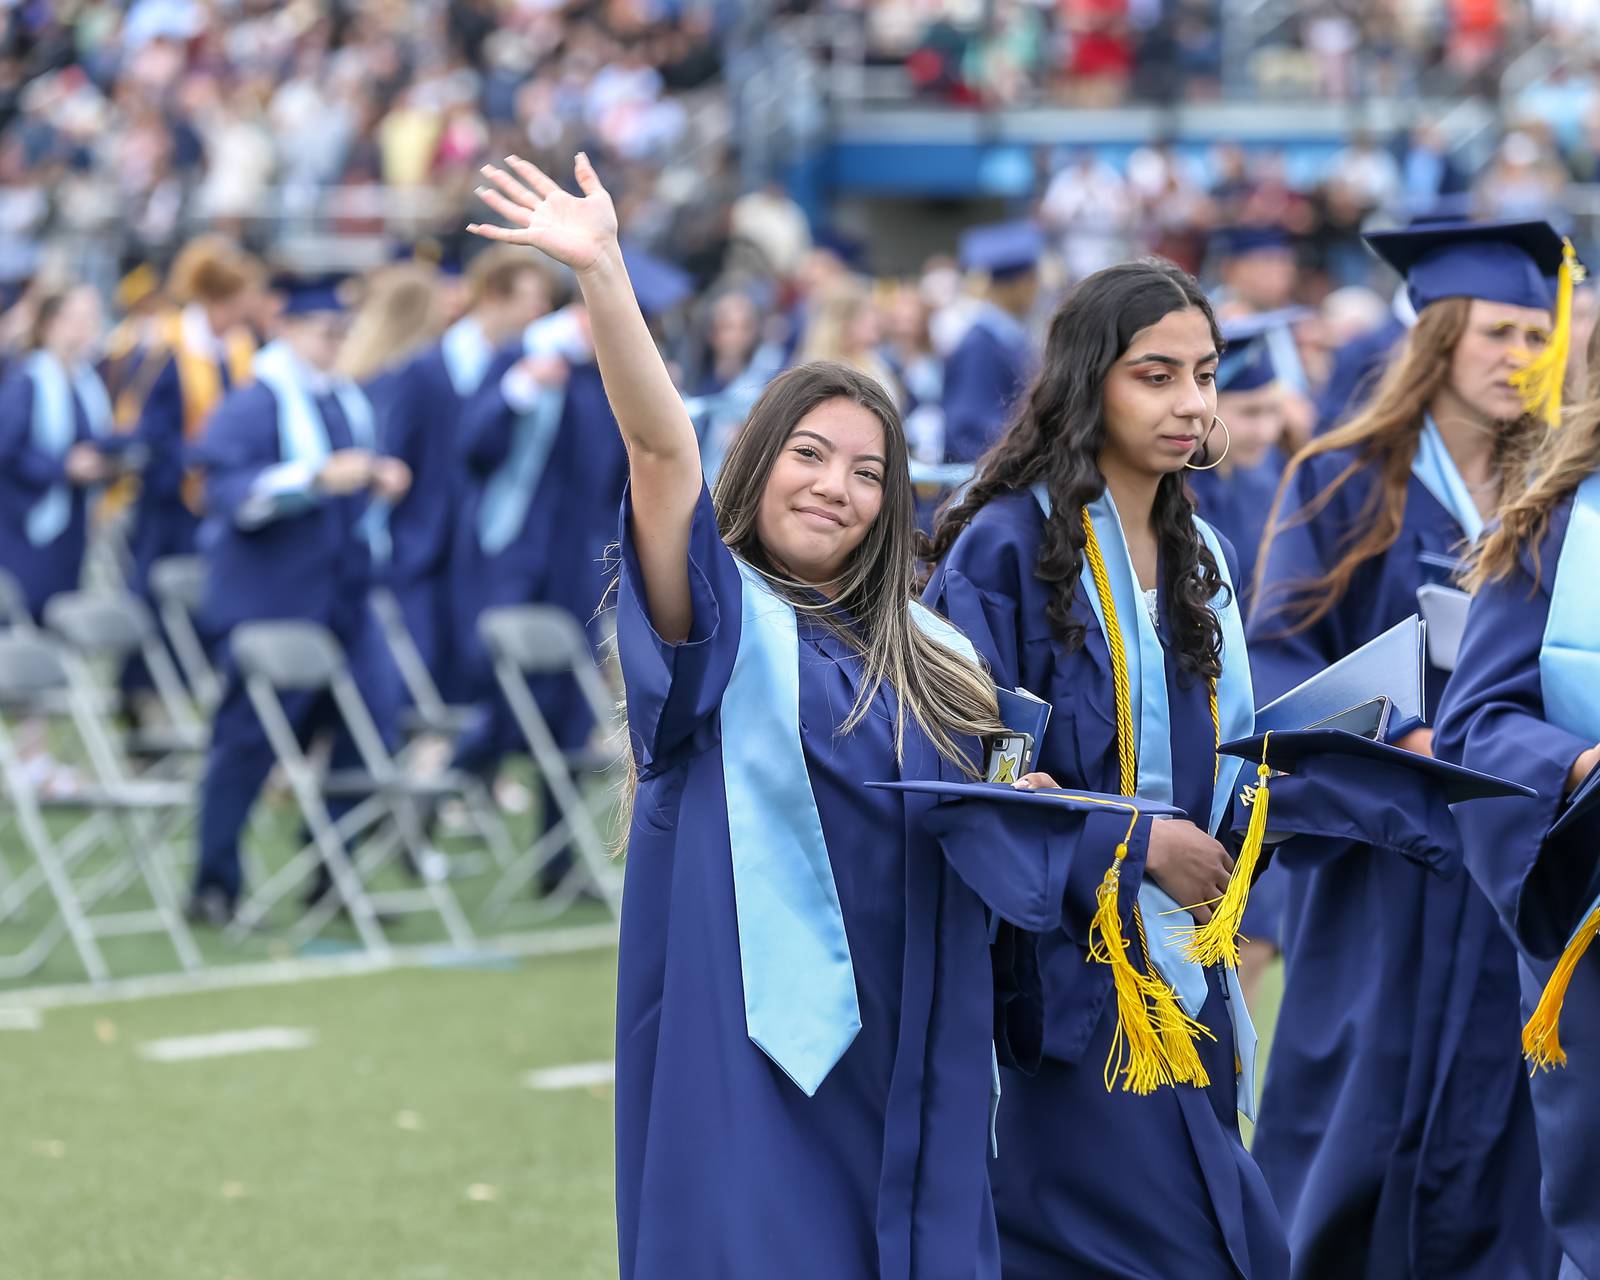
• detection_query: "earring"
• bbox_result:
[1185,415,1231,472]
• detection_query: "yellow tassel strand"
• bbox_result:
[1187,734,1273,968]
[1510,238,1586,429]
[1080,509,1213,1092]
[1522,902,1600,1070]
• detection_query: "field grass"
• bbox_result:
[0,946,622,1280]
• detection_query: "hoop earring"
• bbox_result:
[1185,415,1230,472]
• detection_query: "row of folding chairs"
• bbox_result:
[0,555,627,984]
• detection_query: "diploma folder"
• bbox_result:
[1551,763,1600,842]
[1416,584,1471,673]
[1253,615,1428,741]
[1216,729,1538,805]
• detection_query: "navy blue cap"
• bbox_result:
[959,221,1044,280]
[1363,219,1567,313]
[274,274,350,317]
[1218,729,1537,804]
[620,243,693,317]
[867,779,1183,816]
[1213,224,1294,258]
[1216,307,1309,393]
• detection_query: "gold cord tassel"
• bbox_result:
[1523,902,1600,1070]
[1080,508,1212,1092]
[1510,238,1586,429]
[1187,734,1274,968]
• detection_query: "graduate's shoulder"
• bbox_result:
[1284,442,1385,512]
[938,489,1043,582]
[205,381,281,435]
[1516,490,1579,590]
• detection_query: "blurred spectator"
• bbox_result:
[1038,149,1133,282]
[798,277,902,402]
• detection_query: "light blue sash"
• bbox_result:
[24,351,111,547]
[1413,416,1485,543]
[1034,483,1259,1115]
[440,317,494,398]
[253,341,388,558]
[477,383,565,556]
[725,559,981,1099]
[1539,470,1600,954]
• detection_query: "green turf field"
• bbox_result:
[0,945,622,1280]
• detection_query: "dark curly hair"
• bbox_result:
[924,257,1227,682]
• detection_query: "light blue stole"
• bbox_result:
[439,317,494,398]
[724,559,982,1101]
[1542,471,1600,944]
[476,322,576,557]
[252,341,388,558]
[1413,416,1485,543]
[1034,483,1260,1116]
[24,351,112,547]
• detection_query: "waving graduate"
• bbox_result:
[1249,220,1576,1278]
[1435,368,1600,1279]
[468,154,1149,1280]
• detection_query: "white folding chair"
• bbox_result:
[149,556,222,714]
[226,620,488,954]
[478,605,625,918]
[0,631,200,983]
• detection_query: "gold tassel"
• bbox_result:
[1523,902,1600,1070]
[1187,735,1274,968]
[1089,829,1214,1093]
[1510,238,1585,429]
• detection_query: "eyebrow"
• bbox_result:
[790,429,886,466]
[1123,350,1221,368]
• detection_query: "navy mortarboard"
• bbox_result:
[1216,307,1310,393]
[1364,217,1585,425]
[958,221,1045,280]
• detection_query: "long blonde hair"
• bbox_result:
[1256,298,1543,630]
[336,263,444,382]
[1466,317,1600,590]
[798,280,904,405]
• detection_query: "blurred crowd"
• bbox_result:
[843,0,1600,108]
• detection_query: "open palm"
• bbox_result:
[467,152,618,275]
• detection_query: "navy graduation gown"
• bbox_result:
[1190,450,1289,945]
[0,369,98,621]
[449,347,625,771]
[1248,444,1552,1279]
[127,351,238,600]
[925,490,1289,1280]
[1434,496,1598,1279]
[613,485,1117,1280]
[367,344,466,683]
[189,381,401,901]
[941,311,1030,464]
[1314,315,1406,435]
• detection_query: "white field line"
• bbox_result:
[137,1026,317,1062]
[522,1061,615,1091]
[0,1007,42,1030]
[0,923,619,1011]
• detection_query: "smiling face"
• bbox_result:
[754,397,887,590]
[1099,307,1220,478]
[1438,298,1553,424]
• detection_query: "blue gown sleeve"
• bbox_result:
[1434,529,1597,959]
[192,386,319,531]
[1239,757,1462,873]
[1247,457,1347,701]
[614,482,743,770]
[0,376,66,491]
[132,356,184,502]
[457,353,522,475]
[941,332,1012,464]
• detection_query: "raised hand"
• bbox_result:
[468,153,619,276]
